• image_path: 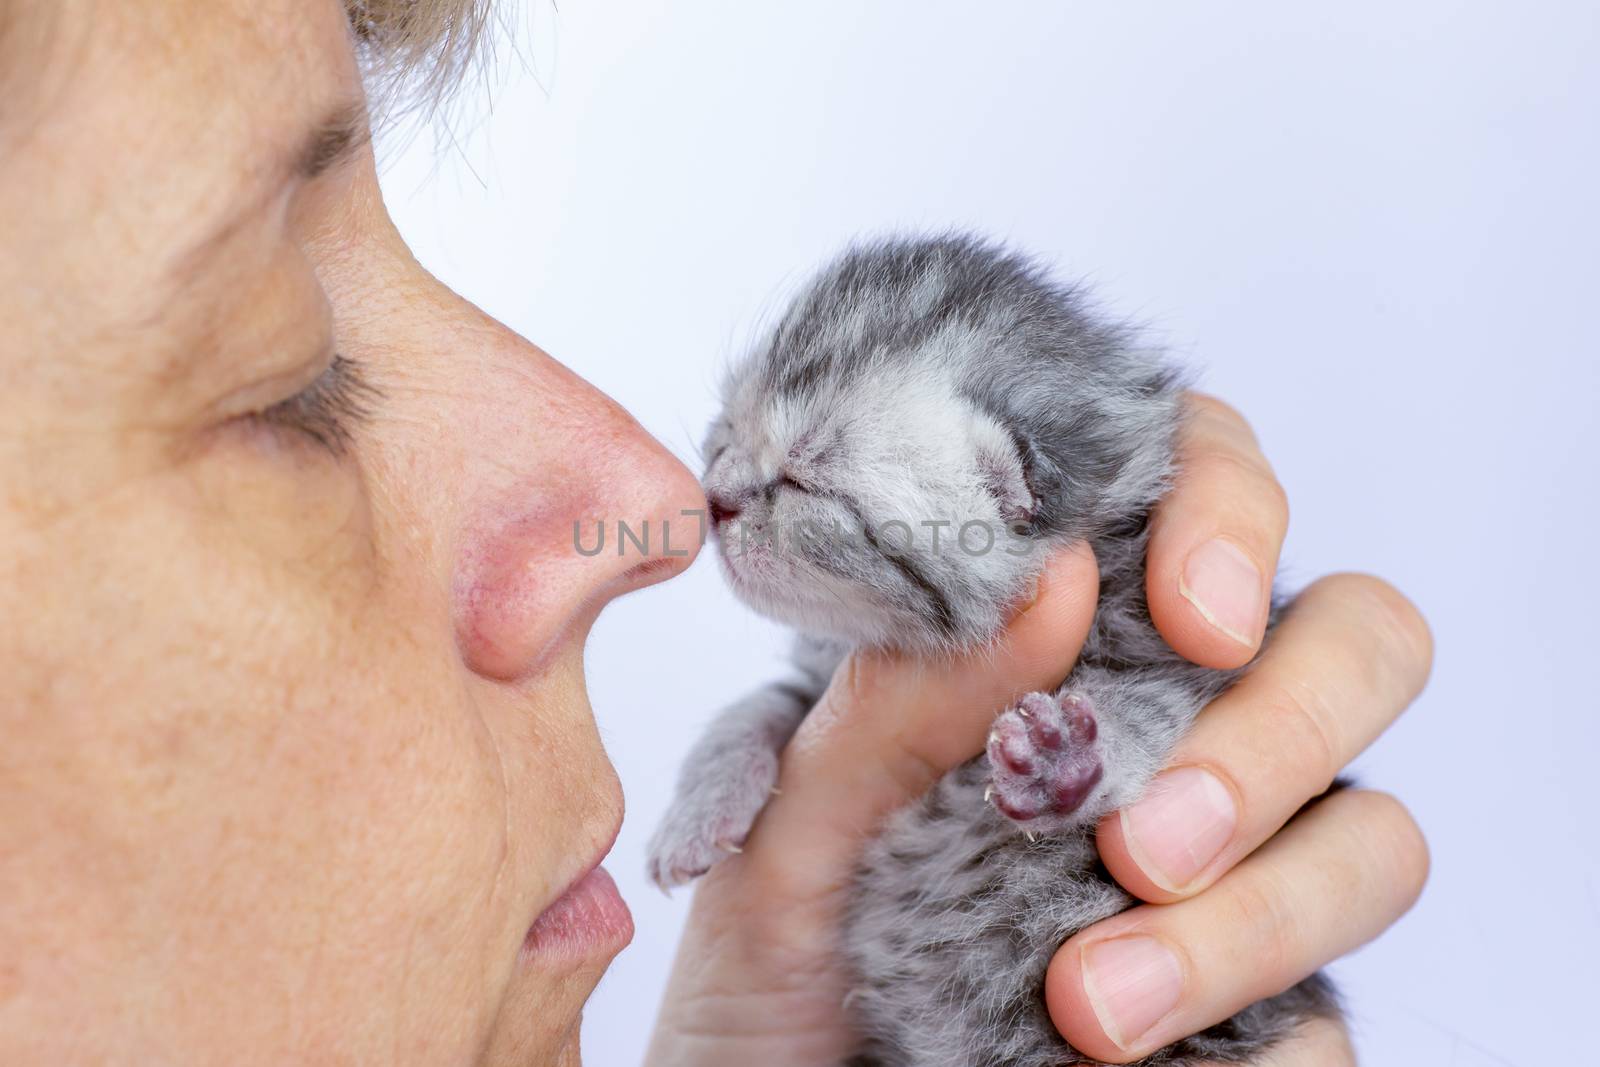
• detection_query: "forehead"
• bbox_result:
[731,362,974,454]
[16,0,356,166]
[0,0,359,324]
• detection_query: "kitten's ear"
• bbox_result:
[973,418,1037,528]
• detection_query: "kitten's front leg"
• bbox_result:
[986,663,1226,835]
[647,680,815,889]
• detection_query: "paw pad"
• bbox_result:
[986,690,1103,827]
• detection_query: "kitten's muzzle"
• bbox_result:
[706,491,742,528]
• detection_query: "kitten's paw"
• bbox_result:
[986,690,1104,831]
[645,750,779,890]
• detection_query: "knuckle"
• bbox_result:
[1185,393,1256,443]
[1344,789,1431,903]
[1193,447,1286,532]
[1258,470,1291,534]
[1260,674,1344,791]
[1228,864,1307,981]
[1322,573,1436,693]
[883,738,946,805]
[1180,403,1272,480]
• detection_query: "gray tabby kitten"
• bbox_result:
[648,234,1338,1066]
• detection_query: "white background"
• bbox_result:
[380,2,1599,1063]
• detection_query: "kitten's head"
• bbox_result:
[702,234,1180,653]
[702,360,1048,653]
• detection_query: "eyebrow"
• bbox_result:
[294,102,371,180]
[163,101,371,294]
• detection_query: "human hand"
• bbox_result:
[1047,398,1434,1064]
[645,394,1431,1066]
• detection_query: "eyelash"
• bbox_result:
[256,354,376,453]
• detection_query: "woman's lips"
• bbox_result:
[521,865,633,964]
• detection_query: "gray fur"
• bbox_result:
[648,234,1338,1064]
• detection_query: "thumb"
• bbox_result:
[750,542,1101,887]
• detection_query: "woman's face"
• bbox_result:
[0,2,702,1063]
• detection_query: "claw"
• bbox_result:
[717,841,743,854]
[1024,831,1038,843]
[984,784,994,802]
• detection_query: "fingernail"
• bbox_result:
[1120,766,1237,892]
[1081,935,1184,1050]
[1179,538,1263,646]
[1010,569,1046,618]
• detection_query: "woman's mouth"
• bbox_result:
[520,864,633,965]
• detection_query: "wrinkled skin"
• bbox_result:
[0,1,702,1063]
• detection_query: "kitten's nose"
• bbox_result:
[706,490,742,526]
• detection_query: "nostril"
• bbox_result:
[707,493,741,527]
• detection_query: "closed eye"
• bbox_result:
[256,354,375,453]
[776,471,813,494]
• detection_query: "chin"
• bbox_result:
[555,1032,585,1067]
[719,545,890,641]
[478,947,618,1066]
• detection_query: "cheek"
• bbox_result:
[182,624,515,1060]
[3,463,523,1061]
[189,428,376,577]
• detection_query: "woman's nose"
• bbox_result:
[450,345,705,682]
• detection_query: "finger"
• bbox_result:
[750,543,1100,882]
[1098,573,1433,902]
[1046,788,1429,1063]
[1146,394,1289,669]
